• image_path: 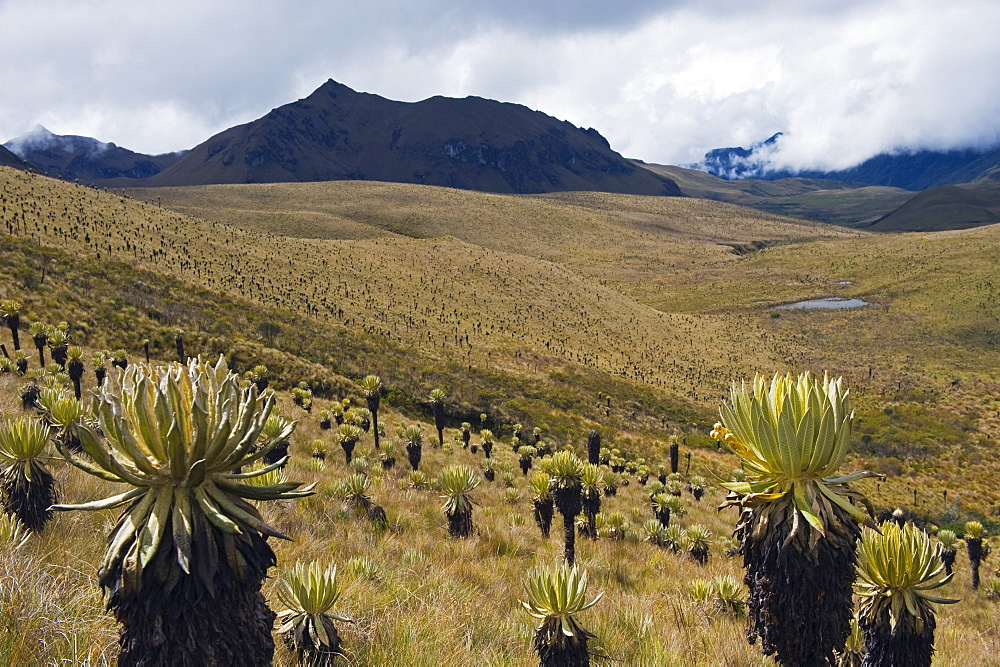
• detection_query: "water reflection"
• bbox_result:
[774,297,870,310]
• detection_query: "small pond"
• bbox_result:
[774,297,870,311]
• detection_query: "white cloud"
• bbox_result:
[1,0,998,170]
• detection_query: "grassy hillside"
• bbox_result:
[867,185,1000,231]
[1,368,998,665]
[6,171,1000,503]
[4,168,1000,517]
[2,167,1000,663]
[636,162,914,227]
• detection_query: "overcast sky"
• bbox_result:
[2,0,998,171]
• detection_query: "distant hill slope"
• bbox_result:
[637,161,913,227]
[4,125,181,182]
[0,144,26,169]
[866,185,1000,232]
[135,79,680,196]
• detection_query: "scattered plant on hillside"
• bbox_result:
[65,346,85,399]
[586,430,601,466]
[404,425,424,471]
[529,471,554,538]
[651,493,685,529]
[518,444,537,476]
[359,375,383,450]
[407,470,428,490]
[336,423,363,465]
[344,555,380,581]
[686,524,712,565]
[480,428,495,459]
[548,451,584,566]
[28,321,47,368]
[1,298,22,351]
[439,464,480,538]
[714,372,881,665]
[688,475,706,501]
[936,529,961,576]
[603,511,627,541]
[837,618,864,667]
[275,562,354,665]
[377,440,396,470]
[641,519,668,548]
[51,356,313,664]
[337,474,373,514]
[982,577,1000,601]
[579,463,602,540]
[855,522,958,666]
[521,563,603,667]
[964,521,987,589]
[260,414,294,466]
[428,387,447,449]
[0,417,56,533]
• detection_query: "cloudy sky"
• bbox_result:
[2,0,998,171]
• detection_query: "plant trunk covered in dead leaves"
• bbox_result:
[736,496,860,666]
[533,616,592,667]
[0,461,56,533]
[281,619,343,667]
[860,607,936,667]
[104,503,277,666]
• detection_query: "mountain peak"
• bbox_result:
[4,127,179,182]
[136,79,681,195]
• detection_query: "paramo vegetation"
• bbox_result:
[1,166,999,664]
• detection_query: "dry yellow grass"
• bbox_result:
[1,368,996,665]
[6,169,821,404]
[5,167,1000,519]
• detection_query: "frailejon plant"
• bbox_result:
[336,423,363,465]
[935,529,960,576]
[41,394,86,453]
[480,428,495,459]
[261,414,295,466]
[529,471,554,539]
[586,430,601,466]
[964,521,986,589]
[28,321,47,368]
[711,574,746,617]
[641,519,668,548]
[337,473,373,515]
[359,375,383,451]
[579,463,602,540]
[404,424,424,471]
[275,561,354,665]
[66,345,85,399]
[52,356,313,665]
[548,451,584,566]
[428,387,447,450]
[838,618,864,667]
[0,417,56,533]
[439,464,479,538]
[686,524,713,565]
[518,444,538,476]
[521,563,603,667]
[855,522,959,667]
[713,372,881,665]
[1,298,21,351]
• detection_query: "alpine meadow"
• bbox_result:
[1,161,999,666]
